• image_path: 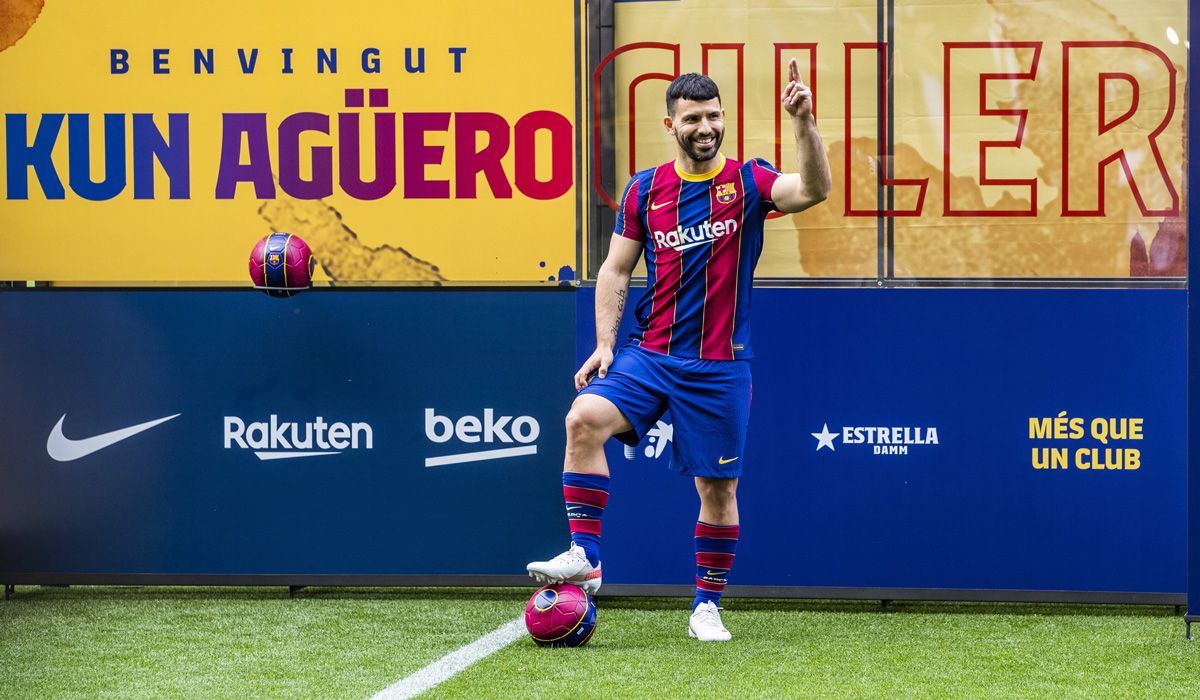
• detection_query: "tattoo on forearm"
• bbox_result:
[611,289,627,337]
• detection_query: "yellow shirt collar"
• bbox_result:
[674,154,726,182]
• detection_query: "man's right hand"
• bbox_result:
[574,347,614,391]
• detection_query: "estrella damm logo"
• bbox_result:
[715,181,737,204]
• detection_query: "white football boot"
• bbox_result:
[688,600,732,641]
[526,543,602,594]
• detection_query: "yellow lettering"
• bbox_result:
[1054,411,1070,439]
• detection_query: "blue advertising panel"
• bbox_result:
[0,291,576,577]
[0,286,1186,597]
[580,286,1187,594]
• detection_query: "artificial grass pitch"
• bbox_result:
[3,587,1200,699]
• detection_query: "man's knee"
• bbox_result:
[565,402,618,447]
[696,477,739,505]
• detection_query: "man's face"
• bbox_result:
[666,97,724,163]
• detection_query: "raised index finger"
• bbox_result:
[788,57,800,84]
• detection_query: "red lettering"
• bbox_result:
[1062,42,1179,216]
[701,43,745,162]
[943,42,1042,217]
[403,112,450,199]
[773,43,817,169]
[514,110,573,200]
[592,42,680,209]
[844,42,927,216]
[454,112,512,199]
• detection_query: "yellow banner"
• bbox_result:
[0,0,579,284]
[609,0,1188,279]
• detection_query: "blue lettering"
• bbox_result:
[133,114,191,200]
[110,49,129,75]
[215,113,276,199]
[449,47,467,73]
[5,113,65,199]
[317,47,337,74]
[68,113,126,201]
[282,47,294,74]
[194,48,214,74]
[362,47,381,74]
[405,47,425,74]
[238,48,259,74]
[153,48,169,74]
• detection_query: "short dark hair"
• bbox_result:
[666,73,721,115]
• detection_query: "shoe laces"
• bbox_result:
[695,602,725,627]
[552,544,587,566]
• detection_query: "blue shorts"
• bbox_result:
[579,344,751,478]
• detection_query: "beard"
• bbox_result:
[676,129,723,164]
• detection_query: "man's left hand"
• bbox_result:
[781,58,813,119]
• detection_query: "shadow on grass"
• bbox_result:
[596,596,1180,619]
[5,585,528,604]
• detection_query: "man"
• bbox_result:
[528,60,831,641]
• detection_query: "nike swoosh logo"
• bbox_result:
[650,200,674,210]
[706,570,726,576]
[47,413,181,462]
[718,456,739,464]
[566,506,584,511]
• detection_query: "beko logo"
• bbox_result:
[224,415,374,460]
[423,408,540,467]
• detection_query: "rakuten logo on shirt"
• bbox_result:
[651,218,738,253]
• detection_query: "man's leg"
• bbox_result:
[527,394,632,591]
[564,393,632,476]
[562,394,632,565]
[693,476,740,607]
[690,476,739,641]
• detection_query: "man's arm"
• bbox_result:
[770,58,832,214]
[574,234,643,390]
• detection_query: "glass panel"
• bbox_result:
[891,0,1187,280]
[605,0,880,280]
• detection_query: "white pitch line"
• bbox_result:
[369,617,526,700]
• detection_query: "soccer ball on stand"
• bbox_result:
[249,233,316,297]
[524,583,597,647]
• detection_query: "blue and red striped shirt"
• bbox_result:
[614,154,781,360]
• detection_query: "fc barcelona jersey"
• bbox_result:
[614,154,782,360]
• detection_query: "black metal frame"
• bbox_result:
[0,574,1183,606]
[1185,0,1198,641]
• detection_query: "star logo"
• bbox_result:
[811,423,838,452]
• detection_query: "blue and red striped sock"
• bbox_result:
[563,472,609,567]
[694,521,739,609]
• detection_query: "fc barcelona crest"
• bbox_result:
[715,181,737,204]
[267,252,282,266]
